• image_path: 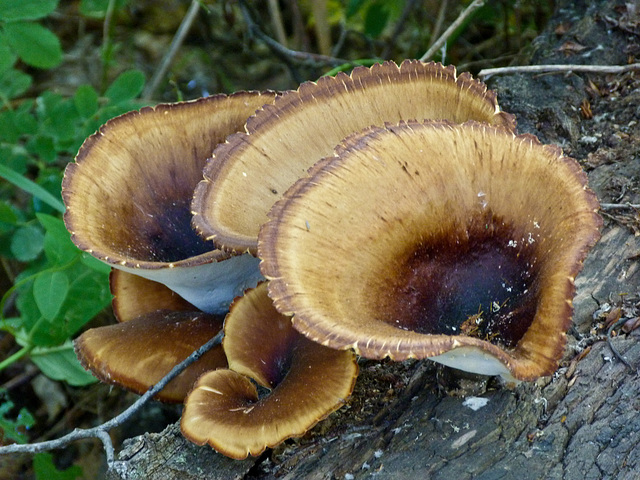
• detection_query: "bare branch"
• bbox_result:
[478,63,640,79]
[239,0,350,69]
[0,330,224,466]
[267,0,288,47]
[600,203,640,210]
[143,0,201,100]
[420,0,485,62]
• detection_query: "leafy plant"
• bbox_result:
[345,0,405,38]
[33,452,83,480]
[0,389,35,444]
[0,0,146,388]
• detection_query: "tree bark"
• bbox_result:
[108,0,640,478]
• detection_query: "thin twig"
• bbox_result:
[100,0,116,92]
[607,317,633,370]
[420,0,485,62]
[0,331,224,465]
[239,0,349,69]
[267,0,288,47]
[381,0,420,59]
[311,0,332,56]
[600,203,640,210]
[431,0,449,45]
[478,63,640,79]
[143,0,201,100]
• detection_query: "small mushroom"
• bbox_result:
[192,60,515,254]
[110,269,195,322]
[75,310,227,403]
[180,282,358,459]
[259,120,602,382]
[63,92,276,313]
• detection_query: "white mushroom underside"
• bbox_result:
[114,253,263,314]
[429,346,518,383]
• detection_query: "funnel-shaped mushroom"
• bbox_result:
[75,310,227,403]
[63,92,276,313]
[259,121,602,382]
[192,60,515,254]
[180,282,358,459]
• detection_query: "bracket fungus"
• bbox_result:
[62,92,276,314]
[192,60,515,254]
[109,268,196,322]
[75,309,227,403]
[180,282,358,459]
[75,269,228,402]
[259,120,602,382]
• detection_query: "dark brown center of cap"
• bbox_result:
[380,212,540,348]
[119,198,211,263]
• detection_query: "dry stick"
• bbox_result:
[0,331,224,465]
[100,0,117,92]
[143,0,201,100]
[600,203,640,210]
[478,63,640,79]
[607,317,633,370]
[431,0,449,46]
[381,0,421,60]
[267,0,288,47]
[239,0,348,68]
[420,0,485,62]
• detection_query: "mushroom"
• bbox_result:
[259,120,602,382]
[62,92,276,314]
[75,309,228,403]
[110,268,195,322]
[192,60,516,254]
[180,282,358,459]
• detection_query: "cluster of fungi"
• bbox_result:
[62,61,602,460]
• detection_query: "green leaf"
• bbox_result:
[33,271,69,321]
[346,0,368,18]
[0,0,59,21]
[0,37,17,73]
[31,342,97,387]
[34,452,83,480]
[0,201,18,229]
[80,0,128,19]
[80,253,111,274]
[0,389,34,444]
[364,1,390,38]
[0,67,32,100]
[10,225,44,261]
[0,163,66,213]
[37,213,78,264]
[0,110,19,143]
[44,102,80,143]
[26,135,56,163]
[104,70,145,104]
[14,101,38,135]
[16,261,111,346]
[73,84,99,118]
[3,22,63,69]
[36,90,63,117]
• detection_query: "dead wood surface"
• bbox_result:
[108,0,640,478]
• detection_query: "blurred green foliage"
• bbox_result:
[0,1,144,388]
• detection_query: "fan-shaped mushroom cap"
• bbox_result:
[110,269,195,322]
[192,60,515,254]
[63,92,276,313]
[75,310,227,403]
[259,121,602,382]
[180,282,358,459]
